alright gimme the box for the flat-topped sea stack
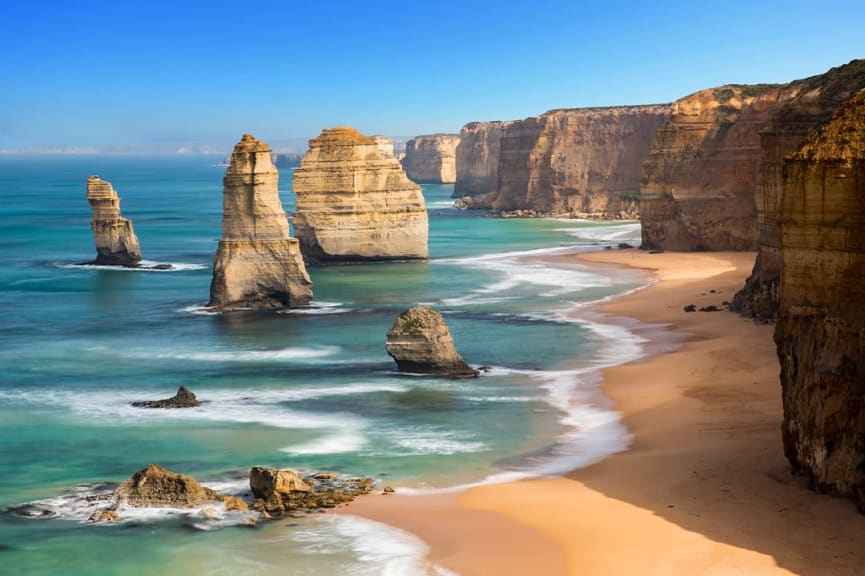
[733,59,865,318]
[292,126,428,262]
[208,134,312,310]
[401,134,460,183]
[775,91,865,512]
[86,176,142,266]
[493,105,669,218]
[386,306,478,378]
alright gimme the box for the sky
[1,0,863,152]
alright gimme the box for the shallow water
[0,155,649,574]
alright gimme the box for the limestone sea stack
[733,59,865,318]
[86,176,142,266]
[401,134,461,183]
[386,305,478,378]
[292,126,428,262]
[208,134,312,310]
[775,91,865,512]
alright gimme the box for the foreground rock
[86,464,250,522]
[249,466,373,517]
[386,305,478,378]
[492,105,669,218]
[775,91,865,512]
[401,134,460,183]
[131,385,200,408]
[86,176,142,266]
[733,59,865,318]
[292,126,428,262]
[208,134,312,309]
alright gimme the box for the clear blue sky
[1,0,862,151]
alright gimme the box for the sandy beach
[348,250,865,575]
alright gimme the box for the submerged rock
[292,126,429,262]
[249,466,373,517]
[208,134,312,310]
[86,176,142,266]
[386,305,478,378]
[130,385,200,409]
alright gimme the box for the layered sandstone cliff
[640,84,785,250]
[775,91,865,511]
[452,121,511,204]
[208,134,312,309]
[733,59,865,317]
[86,176,142,266]
[401,134,460,183]
[493,106,669,217]
[292,126,428,262]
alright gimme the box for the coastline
[347,250,865,575]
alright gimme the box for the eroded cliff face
[401,134,460,183]
[292,126,428,262]
[733,59,865,318]
[775,91,865,511]
[640,85,785,251]
[86,176,142,266]
[208,134,312,309]
[493,105,669,217]
[452,121,511,204]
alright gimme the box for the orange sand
[348,251,865,575]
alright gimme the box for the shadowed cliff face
[492,106,669,217]
[402,134,460,183]
[732,59,865,318]
[453,121,511,202]
[640,84,783,251]
[775,91,865,511]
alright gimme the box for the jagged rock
[115,464,248,512]
[88,510,119,523]
[86,176,142,266]
[208,134,312,309]
[249,466,373,517]
[775,91,865,512]
[386,305,478,378]
[292,126,429,262]
[733,59,865,319]
[401,134,461,183]
[492,106,669,218]
[130,385,200,409]
[453,121,512,203]
[684,304,697,312]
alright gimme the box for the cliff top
[793,90,865,161]
[309,126,376,147]
[541,103,671,116]
[233,133,271,153]
[86,175,116,198]
[408,133,461,140]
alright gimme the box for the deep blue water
[0,155,648,575]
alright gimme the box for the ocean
[0,155,649,575]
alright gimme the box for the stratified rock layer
[402,134,460,183]
[86,176,142,266]
[292,126,428,262]
[733,60,865,318]
[640,84,783,251]
[775,91,865,511]
[453,121,511,204]
[493,106,669,217]
[208,134,312,309]
[386,305,478,378]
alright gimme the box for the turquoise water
[0,155,648,575]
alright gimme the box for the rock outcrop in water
[131,385,200,409]
[208,134,312,310]
[86,176,142,266]
[640,84,784,251]
[386,305,478,378]
[401,134,460,183]
[493,106,669,217]
[774,91,865,512]
[732,59,865,318]
[453,121,512,206]
[249,466,373,517]
[292,126,428,262]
